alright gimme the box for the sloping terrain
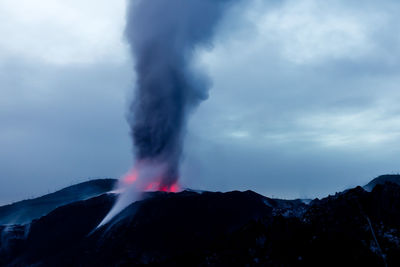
[0,176,399,266]
[0,179,117,225]
[364,174,400,191]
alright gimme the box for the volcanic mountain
[1,175,399,266]
[0,179,117,225]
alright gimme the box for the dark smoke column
[126,0,234,188]
[99,0,237,227]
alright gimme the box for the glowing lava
[98,164,181,227]
[120,165,181,193]
[145,181,180,192]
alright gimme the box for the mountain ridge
[0,178,117,225]
[1,175,399,266]
[364,174,400,191]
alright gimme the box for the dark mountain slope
[1,176,399,266]
[364,174,400,191]
[0,178,117,225]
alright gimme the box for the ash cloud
[99,0,238,226]
[126,0,236,187]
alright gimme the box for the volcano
[1,175,400,266]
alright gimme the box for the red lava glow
[145,181,180,192]
[121,167,181,193]
[122,169,138,184]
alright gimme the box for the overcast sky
[1,0,400,204]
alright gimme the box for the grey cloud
[0,58,133,204]
[182,0,400,197]
[1,0,400,204]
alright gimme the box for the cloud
[255,0,375,64]
[183,0,400,197]
[0,0,128,64]
[0,58,133,204]
[193,0,400,146]
[1,0,400,203]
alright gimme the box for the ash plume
[127,0,235,187]
[99,0,237,226]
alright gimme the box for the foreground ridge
[0,176,399,266]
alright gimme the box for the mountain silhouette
[0,179,116,225]
[1,175,399,266]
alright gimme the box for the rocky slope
[364,174,400,191]
[0,176,399,266]
[0,179,116,225]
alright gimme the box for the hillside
[0,179,117,225]
[0,176,399,266]
[364,174,400,191]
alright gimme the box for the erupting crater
[120,163,181,193]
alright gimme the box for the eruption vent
[100,0,236,226]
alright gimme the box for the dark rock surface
[364,174,400,191]
[0,179,117,225]
[1,176,399,266]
